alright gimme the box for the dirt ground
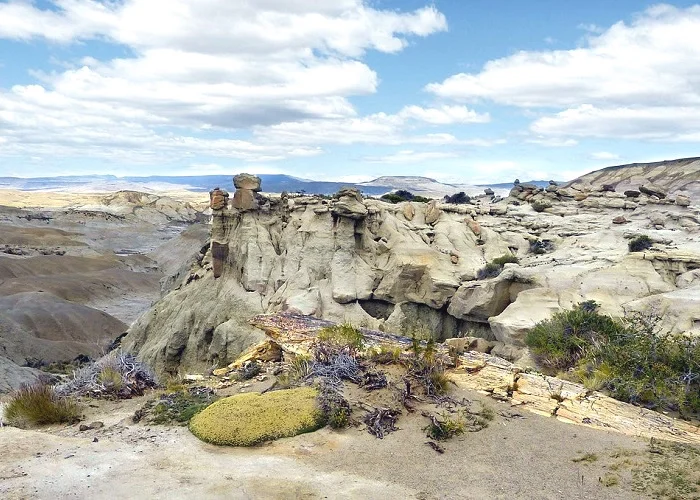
[0,384,666,500]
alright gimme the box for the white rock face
[124,179,700,374]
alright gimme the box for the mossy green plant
[189,387,324,446]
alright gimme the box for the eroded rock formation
[124,172,700,375]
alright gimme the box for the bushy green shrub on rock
[189,387,324,446]
[526,303,700,416]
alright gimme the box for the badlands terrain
[2,159,700,499]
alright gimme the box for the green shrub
[189,387,324,446]
[526,305,700,416]
[629,235,653,252]
[318,323,365,352]
[492,254,519,266]
[424,412,465,440]
[476,254,519,280]
[381,193,404,204]
[412,196,430,203]
[525,301,625,370]
[444,192,470,204]
[147,388,217,425]
[4,384,80,428]
[381,190,416,204]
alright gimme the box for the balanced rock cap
[233,173,262,192]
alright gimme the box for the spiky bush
[4,384,80,428]
[56,351,157,399]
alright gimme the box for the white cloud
[398,105,489,124]
[525,136,578,147]
[364,150,460,164]
[0,1,448,164]
[425,5,700,141]
[589,151,620,161]
[530,105,700,140]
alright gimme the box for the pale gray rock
[233,173,262,192]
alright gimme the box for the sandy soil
[0,189,208,210]
[0,385,655,500]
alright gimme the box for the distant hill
[566,157,700,198]
[360,176,509,198]
[476,180,555,189]
[0,174,391,196]
[0,173,515,197]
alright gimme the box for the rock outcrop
[124,173,700,375]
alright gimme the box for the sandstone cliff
[124,173,700,375]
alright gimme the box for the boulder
[624,190,641,198]
[484,188,494,196]
[424,200,442,225]
[233,173,262,192]
[402,202,416,221]
[639,184,667,199]
[209,188,229,210]
[332,188,368,220]
[601,184,615,192]
[466,219,481,236]
[676,194,691,207]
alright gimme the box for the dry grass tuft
[4,384,80,428]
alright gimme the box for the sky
[1,1,700,183]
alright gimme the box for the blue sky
[1,1,699,183]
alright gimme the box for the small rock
[93,437,99,443]
[484,188,494,196]
[451,255,459,265]
[184,374,204,382]
[601,184,615,192]
[79,424,90,432]
[89,421,104,430]
[639,184,667,199]
[676,194,691,207]
[624,190,641,198]
[612,216,629,225]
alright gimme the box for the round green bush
[189,387,323,446]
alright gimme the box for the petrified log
[450,351,700,445]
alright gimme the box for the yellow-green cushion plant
[189,387,323,446]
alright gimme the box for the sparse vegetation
[317,323,365,354]
[526,302,700,416]
[56,351,157,399]
[4,384,80,428]
[629,234,653,252]
[476,254,519,280]
[145,387,218,425]
[189,387,324,446]
[380,190,429,204]
[405,335,449,396]
[572,452,599,463]
[424,412,465,441]
[443,192,470,204]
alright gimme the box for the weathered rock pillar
[209,187,230,278]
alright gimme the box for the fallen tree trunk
[244,313,700,445]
